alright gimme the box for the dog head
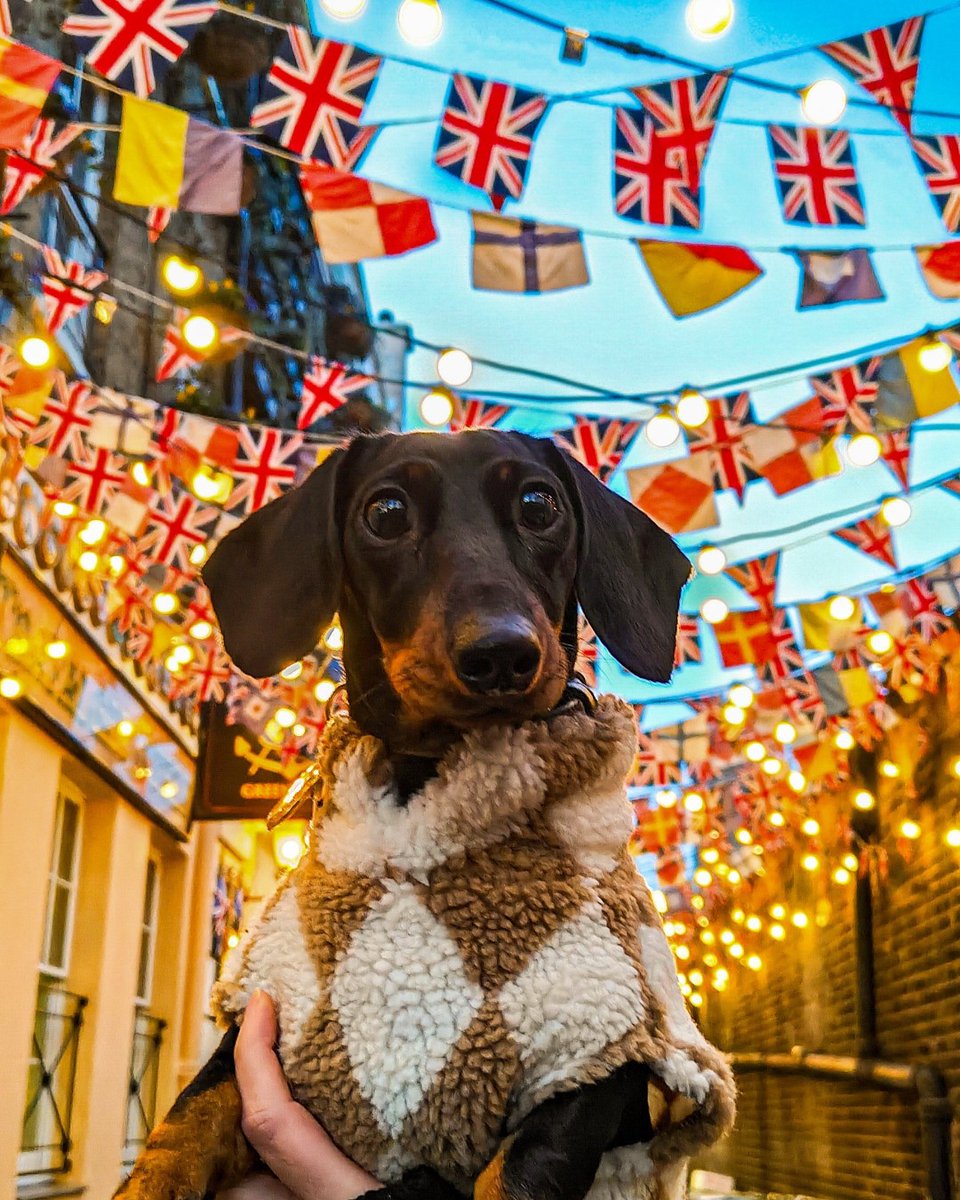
[204,431,689,751]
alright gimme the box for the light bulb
[828,594,855,621]
[728,683,753,708]
[899,819,921,840]
[834,728,855,751]
[182,314,219,352]
[676,389,710,428]
[701,848,719,865]
[656,788,678,808]
[697,545,727,575]
[153,591,178,616]
[131,460,151,487]
[314,678,336,703]
[280,661,304,681]
[879,759,900,779]
[53,501,77,518]
[729,942,744,958]
[397,0,442,45]
[761,756,782,776]
[801,78,847,124]
[769,810,786,827]
[699,597,728,624]
[275,833,305,868]
[420,387,455,427]
[867,629,893,655]
[833,866,851,884]
[683,790,705,812]
[770,903,787,920]
[791,911,809,929]
[108,554,126,576]
[694,867,712,887]
[77,550,99,572]
[745,915,762,933]
[787,770,806,793]
[735,826,752,845]
[880,495,911,527]
[847,432,881,467]
[79,518,107,545]
[774,721,796,745]
[723,703,745,725]
[853,789,876,811]
[189,543,208,567]
[644,409,682,448]
[45,639,68,660]
[0,677,23,699]
[918,337,952,373]
[945,828,960,848]
[191,467,223,502]
[117,720,135,737]
[172,642,194,665]
[19,334,54,368]
[952,756,960,778]
[321,0,367,17]
[802,817,820,837]
[436,347,473,387]
[745,740,766,763]
[161,255,203,296]
[746,954,763,971]
[324,625,344,651]
[769,922,786,941]
[685,0,734,39]
[189,619,213,641]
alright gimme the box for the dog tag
[267,760,324,830]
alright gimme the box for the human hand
[220,990,382,1200]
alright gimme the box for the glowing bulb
[729,683,754,708]
[720,929,735,945]
[700,597,728,624]
[280,661,303,681]
[191,466,233,504]
[696,545,726,575]
[77,550,99,572]
[828,595,855,621]
[847,432,881,467]
[834,728,855,751]
[420,387,455,427]
[683,790,705,813]
[676,389,710,428]
[729,942,744,959]
[53,501,77,518]
[787,770,806,794]
[275,833,305,869]
[791,911,809,929]
[769,922,786,941]
[644,409,682,448]
[879,759,900,779]
[842,854,859,872]
[714,967,729,984]
[79,518,107,546]
[918,337,952,374]
[689,968,704,986]
[652,890,668,913]
[880,495,911,527]
[165,653,183,673]
[774,721,796,745]
[735,828,752,845]
[761,757,782,777]
[161,255,203,295]
[397,0,442,45]
[675,944,690,960]
[900,819,921,840]
[689,991,704,1007]
[314,678,336,703]
[4,637,28,656]
[45,639,68,660]
[769,810,786,827]
[745,740,766,763]
[685,0,734,39]
[324,625,344,651]
[770,903,787,920]
[701,848,719,866]
[436,347,473,387]
[853,789,876,811]
[723,703,746,726]
[321,0,366,17]
[109,554,126,576]
[945,828,960,848]
[189,543,208,566]
[952,757,960,778]
[181,314,219,352]
[801,853,820,872]
[189,620,213,641]
[833,867,851,885]
[746,915,762,933]
[293,723,306,737]
[93,295,117,325]
[116,720,135,738]
[746,954,763,971]
[172,642,194,665]
[701,928,717,943]
[0,677,23,699]
[18,334,54,368]
[867,629,893,655]
[153,591,179,616]
[694,867,713,887]
[274,706,297,729]
[656,788,677,809]
[801,78,847,124]
[131,460,151,487]
[802,818,820,837]
[727,868,741,884]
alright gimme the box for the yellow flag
[901,339,960,417]
[114,95,187,209]
[798,598,863,651]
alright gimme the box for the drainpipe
[853,863,878,1059]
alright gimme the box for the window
[39,781,83,978]
[135,857,160,1007]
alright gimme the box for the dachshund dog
[118,430,702,1200]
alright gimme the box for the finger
[235,991,290,1112]
[217,1172,296,1200]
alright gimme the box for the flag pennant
[1,119,82,216]
[147,205,172,242]
[810,357,882,432]
[470,213,588,293]
[632,728,681,788]
[685,391,759,501]
[171,643,231,703]
[768,125,865,227]
[40,246,107,333]
[61,0,216,98]
[114,95,243,214]
[0,36,61,148]
[171,413,239,468]
[554,417,641,483]
[916,242,960,298]
[31,374,98,459]
[60,444,127,514]
[434,72,548,209]
[821,18,924,133]
[744,397,840,496]
[654,846,686,888]
[879,427,911,490]
[155,308,247,381]
[798,597,864,651]
[833,515,898,569]
[898,577,952,644]
[449,397,510,432]
[797,249,882,308]
[635,240,762,317]
[227,426,303,515]
[250,28,380,168]
[614,72,727,229]
[725,554,780,619]
[631,801,682,855]
[575,616,598,690]
[911,134,960,232]
[298,356,372,429]
[674,614,702,667]
[87,388,155,455]
[137,488,218,569]
[875,343,960,425]
[927,554,960,613]
[712,608,778,669]
[299,163,436,264]
[627,456,719,534]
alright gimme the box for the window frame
[134,854,161,1008]
[39,779,84,980]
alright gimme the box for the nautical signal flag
[874,341,960,424]
[915,242,960,298]
[0,37,60,149]
[114,96,243,214]
[471,213,588,293]
[299,164,437,263]
[635,240,763,317]
[797,249,883,308]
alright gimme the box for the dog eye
[364,493,410,539]
[519,488,560,531]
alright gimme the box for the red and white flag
[171,643,232,703]
[228,426,303,515]
[554,417,641,483]
[821,19,924,133]
[137,489,218,569]
[298,356,372,429]
[155,308,246,380]
[41,247,107,333]
[60,444,127,514]
[449,397,510,432]
[1,119,83,216]
[32,374,98,459]
[833,514,898,569]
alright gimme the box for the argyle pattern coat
[214,698,735,1200]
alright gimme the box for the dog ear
[552,447,691,683]
[202,448,346,679]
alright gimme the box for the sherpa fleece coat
[214,696,736,1200]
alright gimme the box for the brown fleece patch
[529,696,637,801]
[116,1080,254,1200]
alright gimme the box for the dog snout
[454,617,543,695]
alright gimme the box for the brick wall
[697,738,960,1200]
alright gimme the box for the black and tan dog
[119,430,731,1200]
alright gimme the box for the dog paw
[114,1161,206,1200]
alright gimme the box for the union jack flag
[41,247,107,334]
[137,490,218,569]
[833,514,898,569]
[449,397,510,432]
[613,72,727,228]
[228,426,303,515]
[298,357,372,430]
[898,578,952,643]
[767,125,865,227]
[0,344,19,396]
[631,728,681,788]
[575,616,598,689]
[879,428,911,490]
[911,135,960,232]
[155,309,247,381]
[60,445,127,514]
[810,358,882,432]
[686,391,759,501]
[250,28,380,168]
[1,120,82,216]
[147,205,172,242]
[726,553,780,619]
[32,374,98,459]
[62,0,217,98]
[172,643,232,704]
[554,417,641,483]
[435,73,548,209]
[778,670,829,732]
[674,614,702,667]
[754,614,805,686]
[821,18,925,133]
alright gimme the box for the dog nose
[454,619,542,695]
